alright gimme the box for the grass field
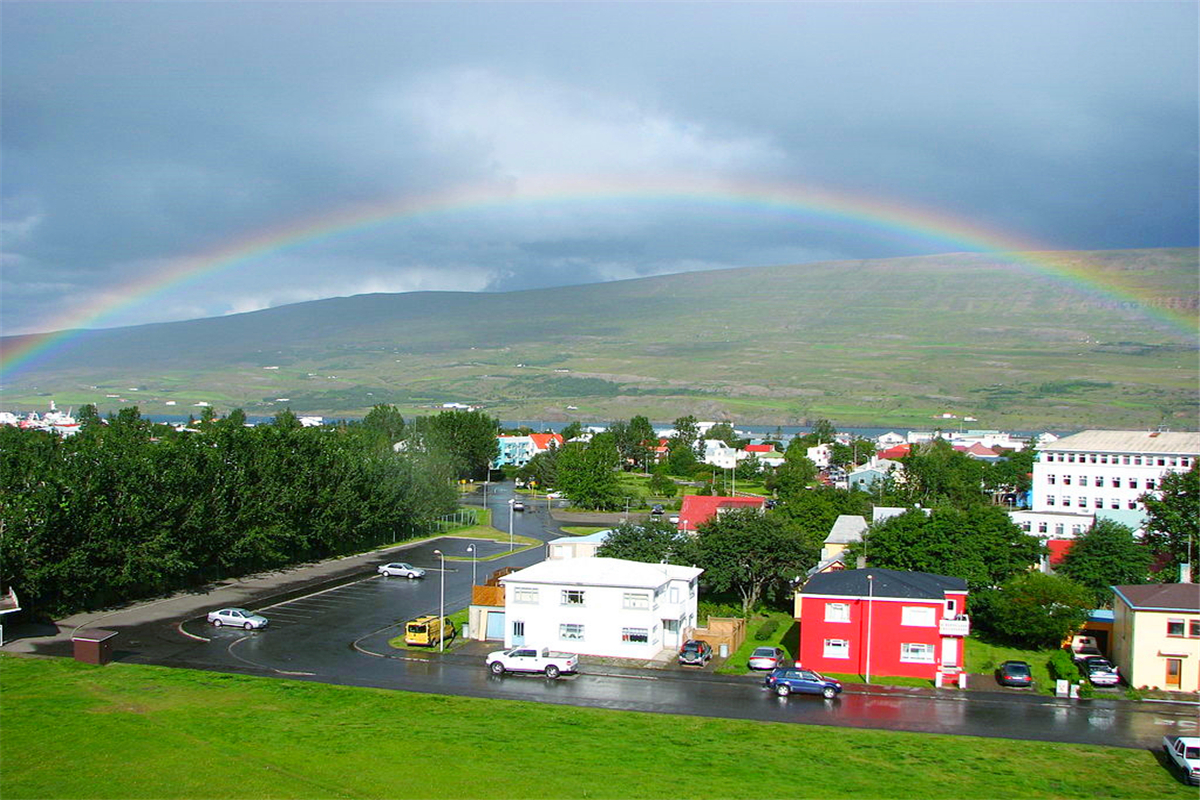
[2,655,1188,799]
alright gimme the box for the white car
[378,562,425,578]
[207,608,268,630]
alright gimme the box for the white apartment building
[499,558,703,658]
[1013,430,1199,536]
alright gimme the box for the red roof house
[677,495,766,532]
[529,433,565,453]
[877,444,911,461]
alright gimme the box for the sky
[2,1,1197,335]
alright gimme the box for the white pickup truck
[1163,736,1200,785]
[486,646,578,679]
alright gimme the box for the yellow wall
[1112,595,1200,692]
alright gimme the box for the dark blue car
[763,666,842,699]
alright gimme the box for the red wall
[798,592,967,679]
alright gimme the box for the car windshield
[1007,664,1031,675]
[752,648,776,657]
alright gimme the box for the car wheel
[776,684,790,697]
[212,619,222,627]
[244,622,253,631]
[490,661,505,675]
[545,665,561,679]
[822,686,836,699]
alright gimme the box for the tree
[648,467,677,498]
[706,422,739,447]
[666,415,700,477]
[1057,519,1151,602]
[597,520,698,564]
[627,415,657,472]
[985,446,1037,497]
[696,508,818,615]
[735,453,761,481]
[974,572,1095,648]
[846,505,1044,591]
[413,409,499,480]
[898,439,988,507]
[555,438,622,510]
[809,419,837,443]
[362,404,406,443]
[830,437,875,468]
[1141,463,1199,582]
[560,421,584,441]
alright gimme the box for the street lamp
[433,549,446,653]
[467,544,477,587]
[865,573,875,684]
[508,497,515,551]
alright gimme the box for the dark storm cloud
[2,1,1196,334]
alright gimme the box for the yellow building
[1111,584,1200,692]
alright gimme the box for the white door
[941,637,958,668]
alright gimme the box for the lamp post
[467,544,477,587]
[433,549,445,652]
[508,497,515,551]
[865,573,874,684]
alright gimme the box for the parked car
[404,615,455,647]
[486,647,578,679]
[1069,634,1102,661]
[650,504,664,517]
[995,660,1033,688]
[511,499,526,512]
[748,646,787,671]
[1079,656,1120,686]
[763,666,842,699]
[1163,736,1200,785]
[207,607,268,630]
[668,514,680,524]
[378,562,425,578]
[678,639,713,667]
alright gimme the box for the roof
[825,515,868,544]
[744,444,774,453]
[1112,583,1200,612]
[877,444,911,460]
[529,433,565,451]
[677,494,766,531]
[1043,430,1200,456]
[802,568,967,599]
[500,557,702,590]
[548,530,612,545]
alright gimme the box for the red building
[796,569,969,683]
[676,494,766,532]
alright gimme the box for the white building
[807,443,832,468]
[499,558,703,657]
[702,439,740,469]
[546,530,611,560]
[1012,430,1199,537]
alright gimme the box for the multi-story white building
[1013,430,1199,537]
[498,558,703,658]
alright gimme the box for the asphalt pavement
[4,482,1196,750]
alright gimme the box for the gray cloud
[2,1,1196,334]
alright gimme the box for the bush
[754,620,780,641]
[697,600,743,624]
[1048,650,1081,682]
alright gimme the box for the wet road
[20,483,1199,749]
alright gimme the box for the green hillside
[3,248,1197,429]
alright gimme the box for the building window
[1077,497,1087,508]
[1167,619,1185,637]
[513,587,539,604]
[1071,524,1085,534]
[1128,501,1137,509]
[1129,478,1138,489]
[559,623,585,641]
[561,590,585,606]
[512,621,525,638]
[900,643,936,663]
[945,598,957,614]
[1021,521,1031,532]
[669,586,681,604]
[1157,458,1166,466]
[1038,522,1048,533]
[1122,455,1130,465]
[621,627,649,643]
[1146,479,1156,490]
[1063,476,1072,485]
[1183,458,1191,468]
[1089,454,1097,463]
[1094,497,1103,508]
[1100,455,1109,464]
[1048,474,1056,485]
[825,602,851,622]
[1094,476,1103,487]
[823,639,850,659]
[1079,475,1087,486]
[1190,620,1200,638]
[1134,456,1142,465]
[1062,495,1071,506]
[1046,496,1056,506]
[622,592,650,610]
[1068,454,1076,463]
[1110,499,1120,509]
[1054,524,1064,535]
[901,606,936,627]
[1112,477,1121,488]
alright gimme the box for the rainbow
[2,174,1195,380]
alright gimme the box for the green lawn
[965,636,1061,694]
[2,656,1188,799]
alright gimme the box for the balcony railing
[939,614,971,636]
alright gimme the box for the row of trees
[0,404,482,617]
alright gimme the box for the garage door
[486,610,506,640]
